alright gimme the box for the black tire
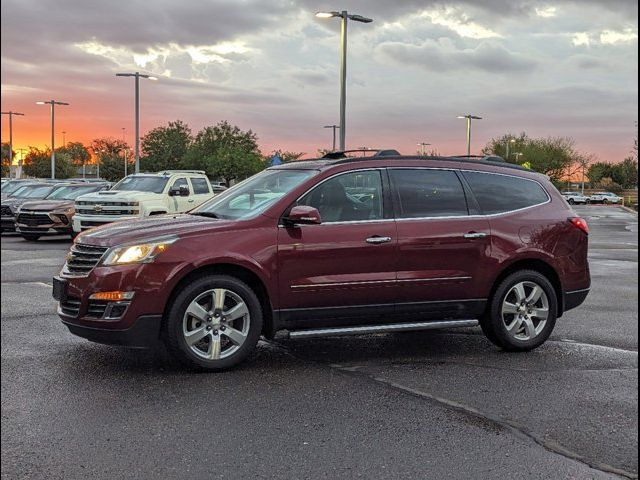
[586,199,591,205]
[163,275,263,371]
[480,270,557,352]
[603,199,609,205]
[568,198,575,205]
[21,234,40,242]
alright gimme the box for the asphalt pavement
[1,205,637,479]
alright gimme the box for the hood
[19,199,74,211]
[76,190,162,202]
[76,214,235,247]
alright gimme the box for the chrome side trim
[290,276,472,289]
[398,276,472,283]
[287,319,479,339]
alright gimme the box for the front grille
[60,296,81,317]
[86,300,108,318]
[17,211,51,226]
[1,205,13,216]
[76,208,138,216]
[76,201,136,206]
[63,243,109,276]
[75,200,139,217]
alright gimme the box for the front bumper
[17,223,72,236]
[73,214,140,232]
[62,315,162,348]
[1,215,16,231]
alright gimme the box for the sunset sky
[1,0,638,162]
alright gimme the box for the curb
[620,205,638,215]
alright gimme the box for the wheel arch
[162,263,275,339]
[488,258,564,317]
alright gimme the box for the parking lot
[1,205,637,479]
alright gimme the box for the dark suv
[53,153,590,370]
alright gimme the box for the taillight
[568,217,589,235]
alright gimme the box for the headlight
[102,237,178,266]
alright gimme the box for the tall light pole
[457,114,482,156]
[323,124,340,151]
[417,142,431,156]
[116,72,157,174]
[505,137,516,160]
[1,111,25,178]
[62,130,67,147]
[36,100,69,179]
[122,128,128,177]
[316,11,373,151]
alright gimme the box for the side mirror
[179,185,190,197]
[284,205,322,226]
[168,187,180,196]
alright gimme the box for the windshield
[15,185,58,199]
[45,185,103,200]
[111,176,168,194]
[192,169,317,220]
[2,182,35,194]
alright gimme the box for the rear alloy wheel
[481,270,557,351]
[164,275,262,371]
[568,198,575,205]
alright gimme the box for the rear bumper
[61,314,162,348]
[564,288,590,312]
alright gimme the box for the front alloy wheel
[164,275,263,371]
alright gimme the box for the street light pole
[36,100,69,179]
[316,11,372,151]
[505,138,516,160]
[457,114,482,156]
[62,131,67,147]
[323,124,340,151]
[116,72,157,174]
[417,142,431,156]
[1,111,25,177]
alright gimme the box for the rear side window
[390,169,468,218]
[463,171,549,215]
[191,178,210,194]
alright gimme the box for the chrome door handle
[188,199,195,203]
[366,236,392,244]
[463,232,488,239]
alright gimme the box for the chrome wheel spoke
[512,283,527,303]
[502,302,519,315]
[523,318,536,339]
[186,302,208,322]
[213,289,227,311]
[184,325,208,346]
[530,307,549,320]
[507,316,523,332]
[225,302,249,322]
[208,333,221,360]
[222,326,247,346]
[526,285,543,305]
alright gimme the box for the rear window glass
[462,171,549,215]
[390,169,468,218]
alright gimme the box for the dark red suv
[53,153,590,370]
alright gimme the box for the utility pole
[1,111,25,177]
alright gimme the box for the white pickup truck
[73,170,215,232]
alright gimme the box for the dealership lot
[1,206,637,479]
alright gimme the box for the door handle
[188,199,195,203]
[366,236,392,244]
[463,232,488,239]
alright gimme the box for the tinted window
[390,169,468,218]
[463,171,549,214]
[45,185,103,200]
[298,170,384,223]
[112,176,168,194]
[171,178,188,190]
[191,178,210,195]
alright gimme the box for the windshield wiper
[190,211,220,219]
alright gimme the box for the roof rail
[155,170,206,175]
[321,149,401,159]
[449,155,506,163]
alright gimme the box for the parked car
[1,183,68,232]
[561,191,589,205]
[16,183,111,241]
[589,192,622,204]
[1,179,42,200]
[54,152,590,371]
[72,170,215,232]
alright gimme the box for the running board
[284,319,479,339]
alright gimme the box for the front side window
[191,178,211,194]
[171,178,189,195]
[111,176,169,194]
[192,169,317,220]
[297,170,384,223]
[390,169,468,218]
[462,171,549,215]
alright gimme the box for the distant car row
[561,191,623,205]
[1,171,223,241]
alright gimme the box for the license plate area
[52,276,68,302]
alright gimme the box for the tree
[57,142,90,169]
[1,143,12,177]
[140,120,192,172]
[611,157,638,189]
[483,133,576,182]
[184,121,264,184]
[587,162,613,185]
[22,147,75,179]
[91,138,132,182]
